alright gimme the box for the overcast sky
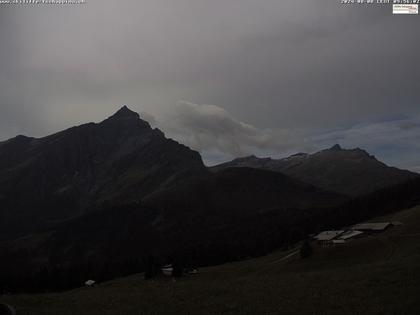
[1,0,420,170]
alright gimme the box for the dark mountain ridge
[1,107,420,293]
[3,172,420,293]
[211,144,418,196]
[0,106,206,238]
[145,167,345,215]
[0,163,347,282]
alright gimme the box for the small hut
[313,230,345,247]
[161,264,173,277]
[352,222,391,232]
[84,280,96,287]
[339,230,364,240]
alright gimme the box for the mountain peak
[330,144,342,151]
[108,106,140,120]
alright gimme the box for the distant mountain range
[1,106,419,291]
[211,144,418,196]
[0,106,417,238]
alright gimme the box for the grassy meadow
[2,205,420,315]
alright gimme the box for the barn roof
[85,280,96,286]
[339,230,364,240]
[314,230,344,241]
[352,222,391,231]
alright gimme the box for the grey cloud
[140,111,157,127]
[156,102,420,171]
[157,102,308,165]
[0,0,419,169]
[313,118,420,149]
[311,117,420,171]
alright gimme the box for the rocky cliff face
[0,106,206,238]
[211,144,418,196]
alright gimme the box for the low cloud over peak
[150,102,420,171]
[155,102,312,165]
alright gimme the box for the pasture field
[2,205,420,315]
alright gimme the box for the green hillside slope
[2,206,420,315]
